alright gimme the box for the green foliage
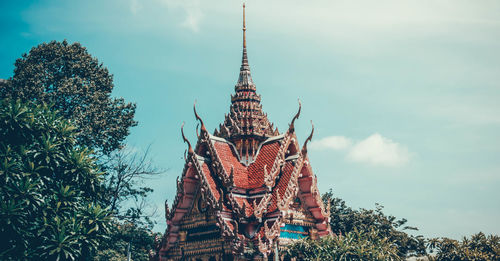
[0,40,137,155]
[283,228,401,261]
[1,40,161,226]
[93,249,127,261]
[427,232,500,261]
[95,221,161,261]
[0,99,111,260]
[322,189,426,257]
[3,37,159,220]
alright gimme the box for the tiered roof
[214,4,278,166]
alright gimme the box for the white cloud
[310,136,352,150]
[310,133,410,167]
[347,133,410,167]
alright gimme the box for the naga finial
[181,122,194,155]
[288,99,302,133]
[302,120,314,156]
[193,101,207,133]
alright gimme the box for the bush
[428,232,500,261]
[323,190,426,257]
[283,228,402,261]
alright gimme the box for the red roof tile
[213,140,280,189]
[201,161,221,201]
[268,161,295,212]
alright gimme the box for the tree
[94,221,162,261]
[0,99,111,260]
[1,40,162,224]
[0,40,136,155]
[322,189,427,258]
[427,232,500,261]
[101,146,162,225]
[283,228,402,261]
[1,41,162,260]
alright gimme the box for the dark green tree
[427,232,500,261]
[322,189,427,258]
[1,41,161,260]
[283,228,402,261]
[0,99,111,260]
[0,40,137,155]
[1,40,161,224]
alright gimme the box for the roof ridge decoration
[263,134,290,190]
[301,121,314,157]
[193,101,207,134]
[278,152,304,212]
[288,100,302,133]
[193,108,248,216]
[253,192,272,222]
[262,103,301,190]
[181,122,194,155]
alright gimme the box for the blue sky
[1,0,499,239]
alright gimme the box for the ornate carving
[264,218,282,241]
[231,236,245,255]
[257,234,271,258]
[215,218,236,238]
[253,193,272,221]
[227,192,245,218]
[278,149,305,213]
[200,132,233,189]
[264,133,292,189]
[194,131,248,218]
[165,200,170,220]
[310,173,329,219]
[284,205,316,227]
[168,175,184,221]
[176,176,182,194]
[189,153,220,210]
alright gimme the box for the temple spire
[236,2,254,96]
[240,3,250,74]
[243,3,246,48]
[216,2,278,150]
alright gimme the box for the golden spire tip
[243,3,246,48]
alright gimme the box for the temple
[153,4,332,261]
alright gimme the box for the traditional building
[154,4,332,261]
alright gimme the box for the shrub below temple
[283,228,402,261]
